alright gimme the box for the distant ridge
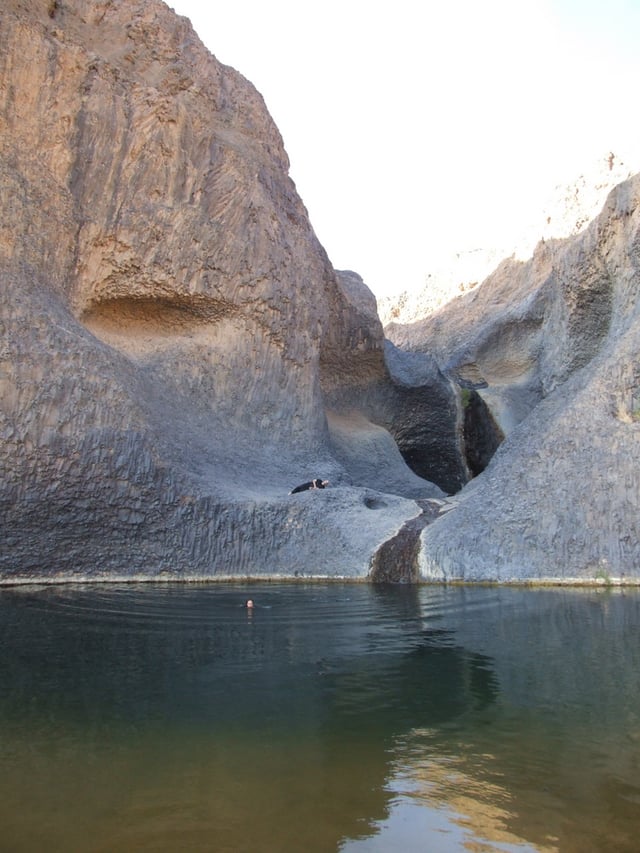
[378,152,639,326]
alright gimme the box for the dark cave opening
[399,443,468,495]
[398,389,503,494]
[388,384,504,496]
[462,389,504,478]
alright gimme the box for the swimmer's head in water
[246,599,254,608]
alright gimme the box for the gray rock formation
[379,152,640,328]
[0,0,450,582]
[4,1,638,586]
[323,271,467,496]
[386,177,640,581]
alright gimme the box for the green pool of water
[1,583,639,852]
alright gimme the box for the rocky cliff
[2,0,639,585]
[387,176,640,581]
[0,0,457,582]
[378,152,639,327]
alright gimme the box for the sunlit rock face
[389,176,640,581]
[379,152,639,328]
[0,0,453,581]
[5,1,638,585]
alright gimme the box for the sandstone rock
[0,0,446,581]
[5,0,636,586]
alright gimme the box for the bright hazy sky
[169,0,640,298]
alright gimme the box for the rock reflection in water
[0,584,639,852]
[0,583,494,852]
[341,587,640,853]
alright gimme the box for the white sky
[168,0,640,298]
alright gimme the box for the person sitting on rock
[289,478,329,494]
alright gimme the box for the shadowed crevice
[369,500,441,583]
[462,389,504,477]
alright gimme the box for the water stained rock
[370,500,442,583]
[3,0,640,584]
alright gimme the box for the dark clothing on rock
[290,479,328,494]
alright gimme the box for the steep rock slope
[0,0,459,581]
[387,177,640,581]
[379,152,639,327]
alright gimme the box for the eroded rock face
[323,272,467,496]
[6,1,636,585]
[393,177,640,581]
[379,152,639,328]
[0,0,447,580]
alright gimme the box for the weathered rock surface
[4,1,638,585]
[379,152,639,327]
[323,271,467,496]
[386,176,640,581]
[0,0,452,582]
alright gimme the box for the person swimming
[246,599,254,609]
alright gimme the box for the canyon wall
[2,0,639,584]
[0,0,454,582]
[387,177,640,581]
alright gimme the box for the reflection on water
[0,583,639,852]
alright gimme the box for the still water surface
[1,583,639,852]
